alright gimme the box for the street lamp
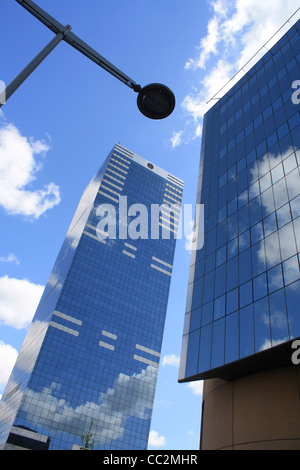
[1,0,175,119]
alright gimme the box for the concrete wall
[200,365,300,450]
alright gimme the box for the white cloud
[162,354,180,367]
[187,381,203,396]
[260,337,290,351]
[169,130,184,148]
[0,123,61,219]
[177,0,300,144]
[0,341,18,391]
[148,430,166,448]
[211,0,230,18]
[0,253,19,265]
[0,276,44,329]
[185,16,220,70]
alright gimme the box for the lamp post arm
[0,29,67,108]
[15,0,141,91]
[63,30,140,90]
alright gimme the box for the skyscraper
[0,143,184,450]
[179,19,300,449]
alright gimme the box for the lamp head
[136,83,175,119]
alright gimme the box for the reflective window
[225,312,239,363]
[264,212,277,236]
[253,272,268,300]
[283,255,300,285]
[240,305,254,358]
[226,288,238,314]
[278,222,296,260]
[267,264,283,293]
[240,280,253,307]
[265,232,281,269]
[182,21,300,381]
[211,319,225,368]
[285,280,300,338]
[254,297,271,353]
[290,195,300,219]
[276,203,291,228]
[214,295,225,320]
[191,278,204,309]
[239,249,252,283]
[216,245,226,266]
[198,325,212,373]
[251,221,264,244]
[201,301,213,326]
[186,330,200,378]
[269,290,289,344]
[190,307,201,331]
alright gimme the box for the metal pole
[0,26,70,108]
[15,0,140,91]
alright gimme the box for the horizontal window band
[49,321,79,337]
[103,173,124,185]
[85,222,97,231]
[108,163,128,174]
[160,209,180,221]
[152,256,173,269]
[160,215,179,227]
[112,154,132,166]
[83,231,106,244]
[159,222,178,234]
[124,242,137,251]
[114,147,134,158]
[150,263,172,276]
[102,330,117,341]
[85,223,108,239]
[98,190,119,203]
[106,168,126,179]
[102,178,123,191]
[99,341,115,351]
[166,182,183,194]
[167,175,184,188]
[53,310,82,326]
[122,250,136,259]
[135,343,160,358]
[110,157,130,169]
[164,188,182,201]
[133,354,159,368]
[100,184,121,196]
[163,193,182,204]
[162,200,181,213]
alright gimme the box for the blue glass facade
[179,20,300,382]
[0,143,183,450]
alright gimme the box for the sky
[0,0,299,451]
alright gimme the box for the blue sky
[0,0,299,450]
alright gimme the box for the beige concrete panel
[201,379,233,450]
[233,366,300,445]
[201,365,300,450]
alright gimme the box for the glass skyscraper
[179,18,300,383]
[0,143,183,450]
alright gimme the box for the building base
[200,365,300,450]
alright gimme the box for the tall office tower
[179,19,300,449]
[0,143,184,450]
